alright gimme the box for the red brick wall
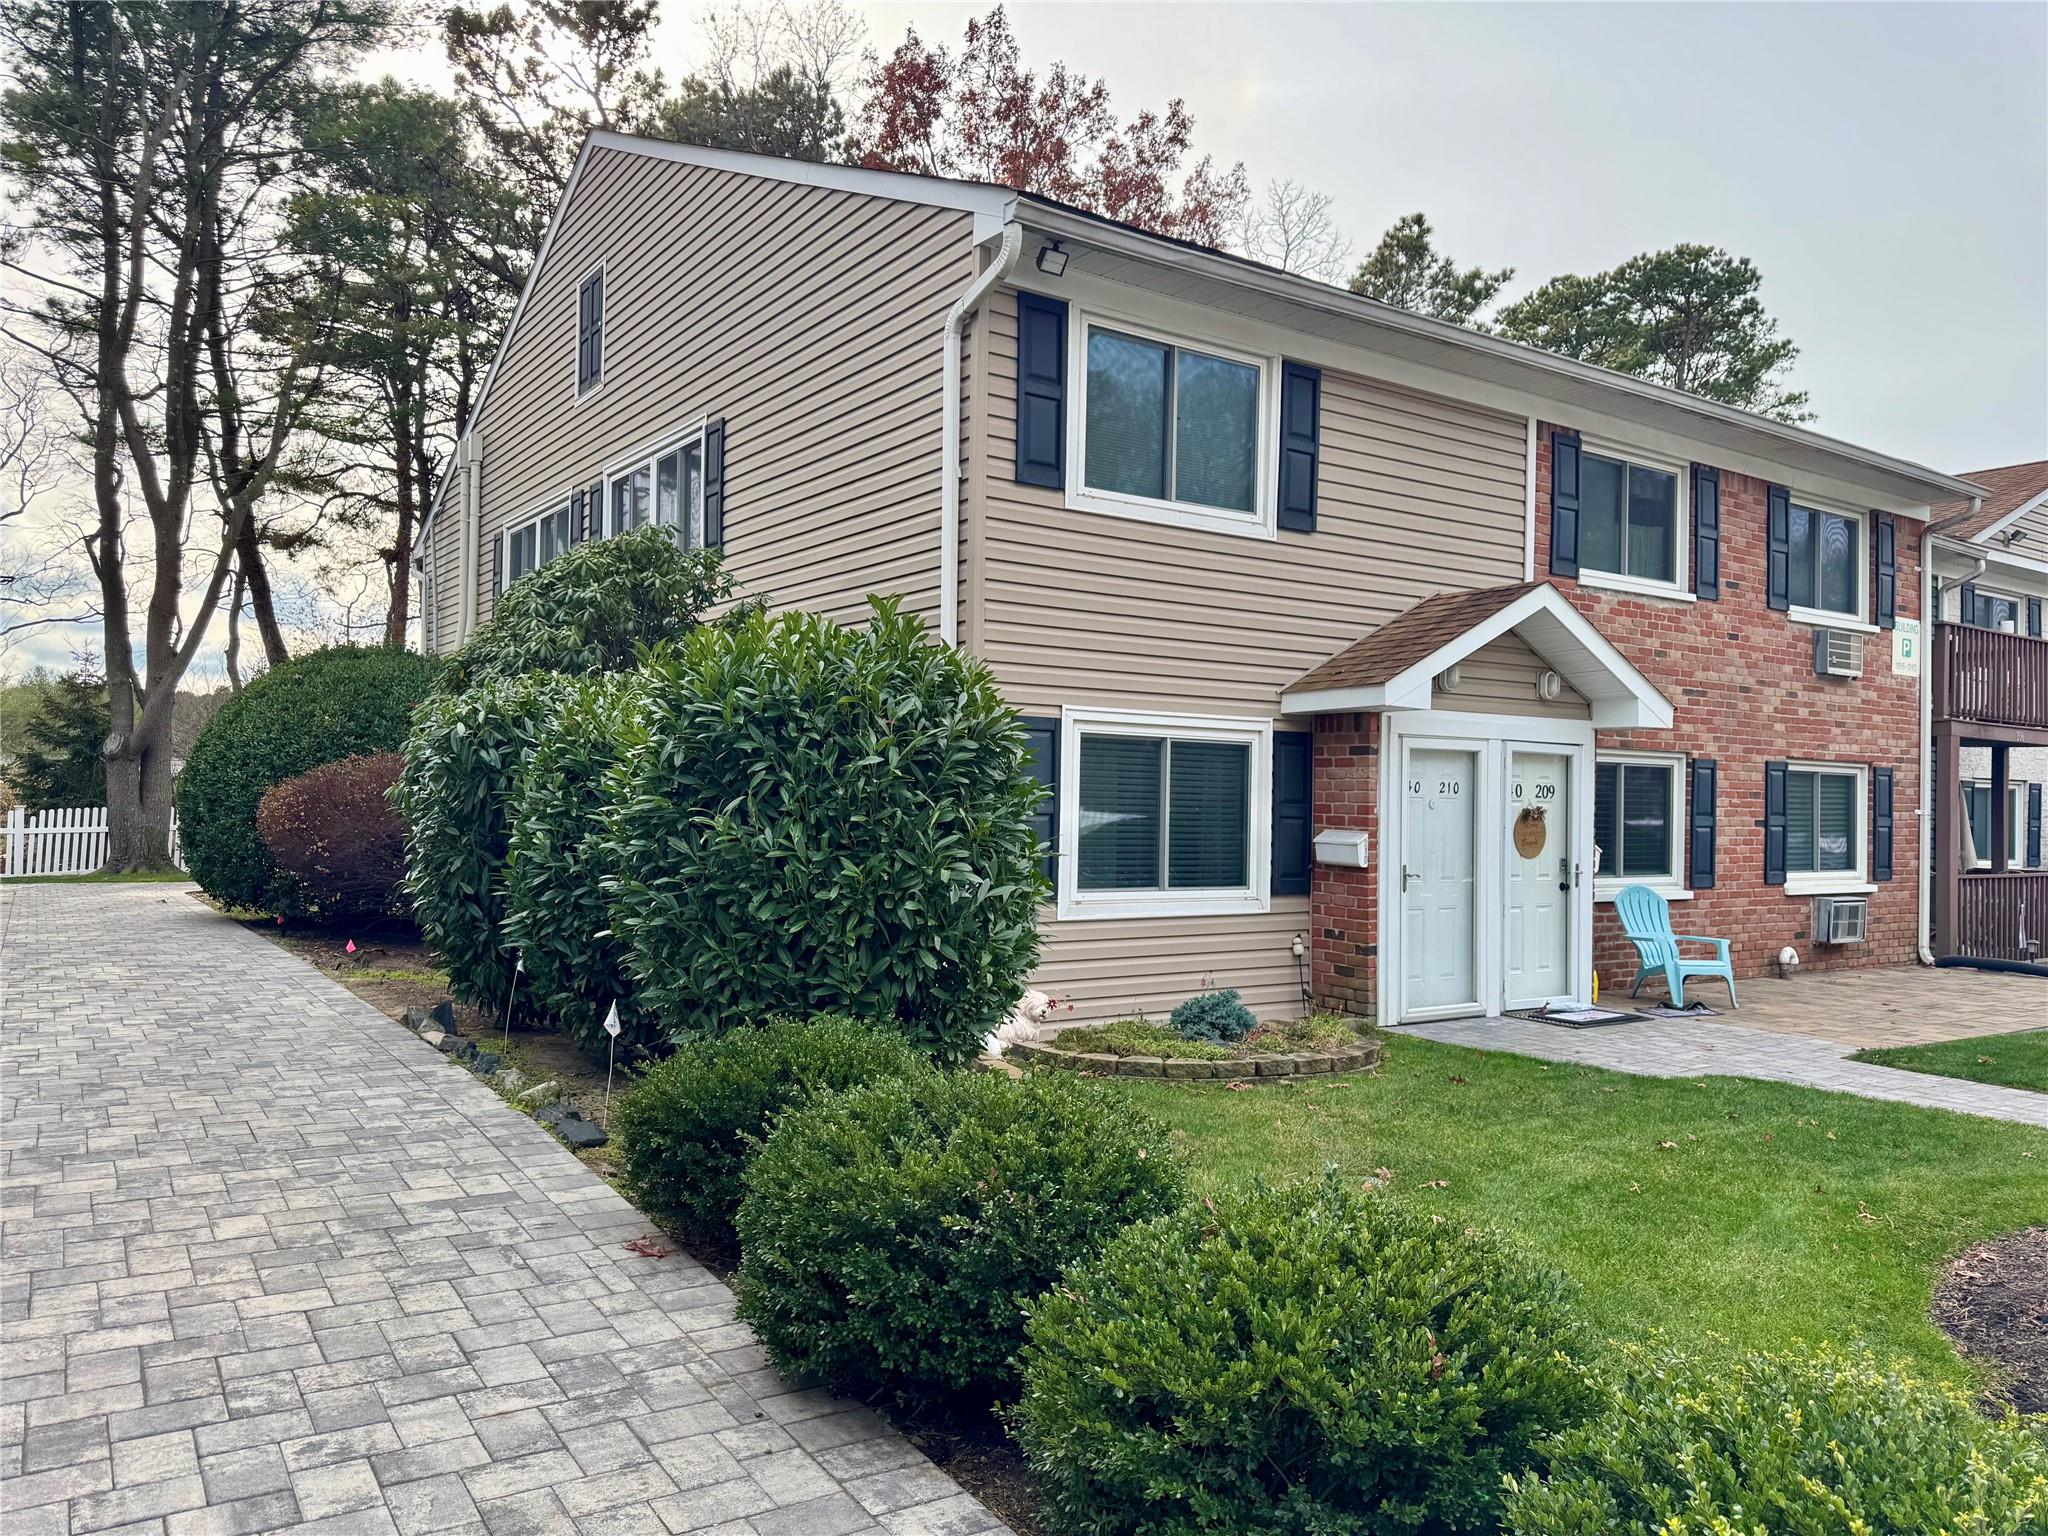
[1534,423,1923,982]
[1310,712,1379,1014]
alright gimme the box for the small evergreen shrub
[1170,987,1257,1044]
[615,1015,928,1246]
[255,753,408,919]
[1013,1177,1595,1536]
[734,1070,1185,1412]
[502,674,654,1059]
[179,645,439,915]
[393,673,569,1015]
[606,598,1046,1063]
[438,526,742,694]
[1503,1341,2048,1535]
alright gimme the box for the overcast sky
[6,1,2043,682]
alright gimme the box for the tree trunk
[385,428,414,649]
[235,514,290,666]
[225,561,246,690]
[102,683,178,873]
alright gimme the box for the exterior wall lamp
[1035,240,1069,277]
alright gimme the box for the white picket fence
[1,806,183,878]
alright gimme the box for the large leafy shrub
[616,1015,927,1247]
[438,526,741,694]
[607,598,1046,1064]
[180,645,439,915]
[734,1071,1185,1413]
[394,672,568,1015]
[502,674,653,1058]
[1504,1341,2048,1535]
[1012,1177,1595,1536]
[255,753,408,920]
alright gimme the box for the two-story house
[414,132,1987,1027]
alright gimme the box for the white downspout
[941,222,1024,647]
[1919,513,1984,965]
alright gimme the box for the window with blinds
[1077,733,1251,895]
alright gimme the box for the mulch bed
[1933,1226,2047,1412]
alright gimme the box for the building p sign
[1892,616,1921,677]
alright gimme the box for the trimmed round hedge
[606,598,1046,1064]
[437,525,742,695]
[255,753,408,920]
[179,645,439,916]
[1503,1341,2048,1535]
[394,672,569,1016]
[1012,1177,1595,1536]
[615,1015,928,1247]
[502,674,653,1059]
[734,1070,1185,1413]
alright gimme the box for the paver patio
[0,883,1009,1536]
[1642,963,2046,1049]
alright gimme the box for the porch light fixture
[1035,240,1069,277]
[1535,669,1564,702]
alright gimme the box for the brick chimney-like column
[1310,712,1380,1018]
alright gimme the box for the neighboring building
[416,133,1989,1026]
[1924,462,2048,963]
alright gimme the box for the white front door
[1401,745,1479,1017]
[1506,748,1576,1007]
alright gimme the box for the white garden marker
[504,953,523,1049]
[601,1001,621,1126]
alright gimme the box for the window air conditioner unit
[1814,628,1863,679]
[1814,896,1868,945]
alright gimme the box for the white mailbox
[1312,828,1371,868]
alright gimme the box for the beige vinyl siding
[465,147,975,638]
[1434,633,1589,718]
[2012,501,2048,553]
[971,288,1529,1023]
[425,506,462,653]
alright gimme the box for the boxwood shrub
[606,598,1045,1063]
[1504,1341,2048,1535]
[502,674,653,1059]
[734,1070,1185,1413]
[615,1014,928,1247]
[394,672,569,1016]
[437,526,741,694]
[1012,1176,1595,1536]
[179,645,439,916]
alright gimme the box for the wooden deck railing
[1948,870,2048,965]
[1934,623,2048,730]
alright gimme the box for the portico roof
[1280,581,1674,730]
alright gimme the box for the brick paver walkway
[0,883,1008,1536]
[1404,1012,2048,1127]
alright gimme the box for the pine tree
[10,671,109,810]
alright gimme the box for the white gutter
[1919,506,1984,966]
[940,222,1024,647]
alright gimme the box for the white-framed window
[503,498,575,589]
[1787,499,1868,628]
[605,424,708,549]
[575,262,605,399]
[1785,762,1868,893]
[1962,780,2028,868]
[1057,707,1272,921]
[1068,307,1277,539]
[1577,442,1689,599]
[1593,750,1687,899]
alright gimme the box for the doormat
[1510,1005,1649,1028]
[1642,1002,1722,1019]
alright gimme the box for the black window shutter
[588,270,603,386]
[1548,429,1581,578]
[1872,766,1894,882]
[1872,511,1896,630]
[1271,730,1312,895]
[1020,716,1061,886]
[568,490,586,546]
[1766,485,1792,610]
[1277,363,1320,533]
[2029,597,2043,638]
[702,419,726,549]
[1014,293,1068,488]
[2028,782,2043,868]
[1763,760,1788,885]
[587,479,604,540]
[1687,758,1717,890]
[1691,464,1720,600]
[1960,580,1977,626]
[491,531,504,597]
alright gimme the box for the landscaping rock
[419,1029,447,1051]
[498,1068,526,1094]
[474,1053,501,1077]
[1164,1058,1214,1080]
[1124,1056,1166,1077]
[453,1040,479,1064]
[401,1006,431,1033]
[518,1080,558,1104]
[431,999,459,1035]
[556,1116,609,1150]
[534,1100,574,1128]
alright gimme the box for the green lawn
[1121,1034,2048,1384]
[1,869,192,884]
[1852,1029,2048,1094]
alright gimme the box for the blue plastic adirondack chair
[1614,884,1738,1010]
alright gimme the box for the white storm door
[1401,745,1479,1017]
[1505,748,1576,1008]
